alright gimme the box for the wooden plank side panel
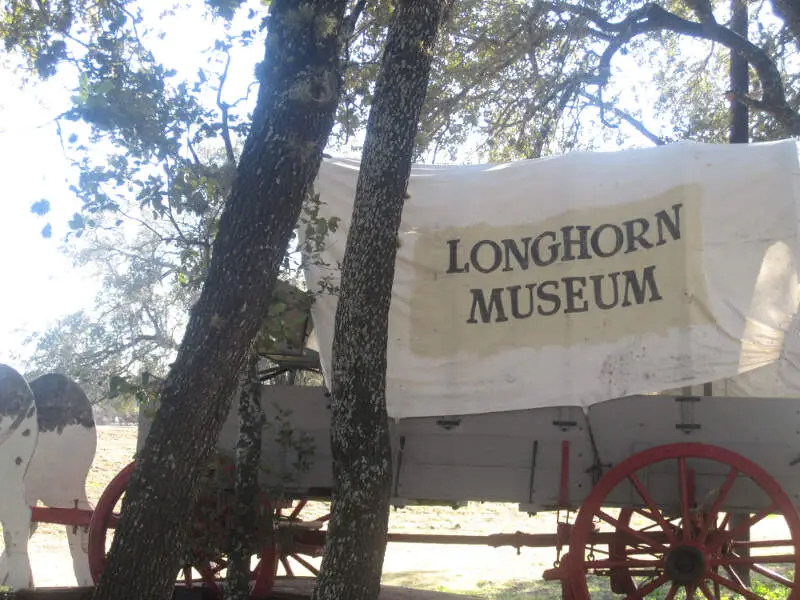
[588,395,800,510]
[395,407,595,509]
[139,386,599,508]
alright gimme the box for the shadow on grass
[380,572,794,600]
[381,571,564,599]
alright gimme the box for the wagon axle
[664,544,706,586]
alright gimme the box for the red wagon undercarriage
[32,441,800,600]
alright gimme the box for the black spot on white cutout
[29,374,95,434]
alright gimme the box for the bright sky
[0,1,261,365]
[0,69,92,363]
[0,2,701,367]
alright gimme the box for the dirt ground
[275,579,484,599]
[7,581,483,600]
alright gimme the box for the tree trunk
[729,0,751,585]
[91,2,348,599]
[730,0,749,144]
[228,351,265,600]
[310,2,453,600]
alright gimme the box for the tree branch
[580,91,667,145]
[186,133,202,166]
[228,81,259,109]
[343,0,369,39]
[531,0,632,31]
[216,50,236,166]
[115,206,168,242]
[683,0,717,24]
[591,3,800,134]
[162,159,193,246]
[769,0,800,48]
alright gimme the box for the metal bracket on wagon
[675,395,702,434]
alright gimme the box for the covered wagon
[6,139,800,600]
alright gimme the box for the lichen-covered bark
[310,2,454,600]
[228,352,265,600]
[91,2,348,599]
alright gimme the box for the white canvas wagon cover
[303,140,800,419]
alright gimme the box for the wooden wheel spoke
[633,508,678,528]
[699,582,715,600]
[686,584,696,600]
[664,582,679,600]
[280,556,294,578]
[627,573,670,600]
[711,504,776,552]
[288,499,308,521]
[596,509,668,553]
[713,553,797,566]
[317,513,331,523]
[748,561,795,587]
[708,568,764,600]
[732,505,775,537]
[723,562,747,590]
[628,474,678,543]
[290,553,320,576]
[678,457,692,541]
[698,468,739,544]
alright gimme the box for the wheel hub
[665,544,706,586]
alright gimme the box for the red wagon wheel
[87,461,277,599]
[567,443,800,600]
[274,498,330,579]
[608,507,638,595]
[87,461,135,585]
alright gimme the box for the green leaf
[95,79,114,95]
[41,224,52,239]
